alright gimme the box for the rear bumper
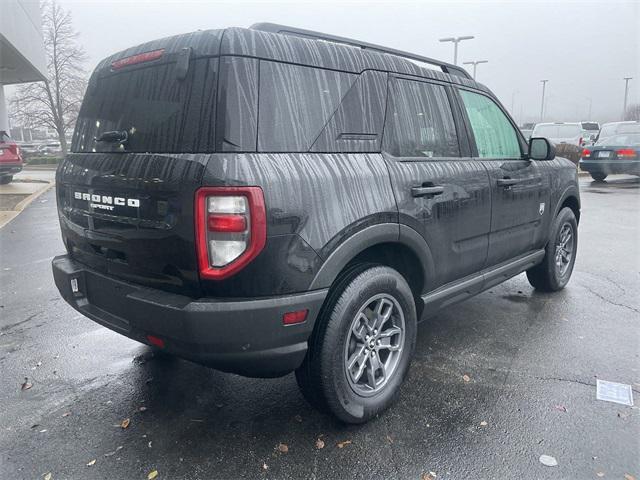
[579,159,640,175]
[52,255,328,377]
[0,163,22,175]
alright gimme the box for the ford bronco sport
[52,24,580,423]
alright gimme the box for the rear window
[599,123,640,139]
[596,133,640,146]
[581,122,599,131]
[72,58,218,153]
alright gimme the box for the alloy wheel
[344,294,405,397]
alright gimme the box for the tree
[625,103,640,121]
[10,0,86,155]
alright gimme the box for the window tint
[383,78,460,158]
[258,62,356,152]
[460,90,521,158]
[73,58,218,153]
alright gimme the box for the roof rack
[250,23,471,79]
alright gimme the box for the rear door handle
[497,178,521,187]
[411,186,444,197]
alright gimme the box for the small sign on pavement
[596,379,634,406]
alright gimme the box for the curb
[0,181,55,229]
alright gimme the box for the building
[0,0,47,133]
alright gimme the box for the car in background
[520,128,533,140]
[580,133,640,181]
[532,122,584,165]
[17,143,40,158]
[37,142,62,156]
[0,131,24,184]
[580,121,600,145]
[596,121,640,142]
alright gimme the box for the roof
[95,26,490,94]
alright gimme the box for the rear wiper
[95,130,128,143]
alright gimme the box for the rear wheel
[0,175,13,185]
[295,265,417,423]
[590,172,607,182]
[526,207,577,292]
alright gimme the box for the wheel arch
[555,185,581,224]
[309,223,435,318]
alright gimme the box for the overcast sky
[52,0,640,123]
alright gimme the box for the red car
[0,131,23,184]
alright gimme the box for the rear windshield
[72,58,218,153]
[596,133,640,146]
[599,123,640,139]
[533,124,581,138]
[581,122,599,131]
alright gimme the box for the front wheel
[295,265,417,424]
[590,172,607,182]
[526,207,578,292]
[0,175,13,185]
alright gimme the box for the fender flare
[554,184,581,221]
[308,223,435,292]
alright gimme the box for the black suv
[52,24,580,423]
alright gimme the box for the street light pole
[462,60,488,80]
[439,35,475,65]
[623,77,632,120]
[539,79,548,122]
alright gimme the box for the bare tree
[10,0,86,155]
[625,103,640,121]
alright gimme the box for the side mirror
[529,137,556,161]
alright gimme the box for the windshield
[533,124,581,138]
[581,122,599,131]
[72,58,218,153]
[596,133,640,146]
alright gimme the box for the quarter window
[459,90,521,158]
[382,78,460,158]
[257,62,356,152]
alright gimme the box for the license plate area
[598,151,611,158]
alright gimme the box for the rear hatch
[57,30,222,296]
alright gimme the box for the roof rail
[250,23,472,80]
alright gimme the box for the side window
[382,78,460,158]
[459,90,521,158]
[258,62,356,152]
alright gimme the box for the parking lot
[0,175,638,480]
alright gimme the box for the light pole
[462,60,488,80]
[510,90,518,114]
[439,35,475,65]
[539,79,549,122]
[623,77,632,120]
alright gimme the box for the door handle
[497,178,521,187]
[411,186,444,197]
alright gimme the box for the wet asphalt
[1,175,638,480]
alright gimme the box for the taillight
[582,149,591,158]
[111,49,164,70]
[616,148,637,158]
[195,187,266,280]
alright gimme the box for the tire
[590,172,607,182]
[526,207,578,292]
[0,175,13,185]
[295,264,417,424]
